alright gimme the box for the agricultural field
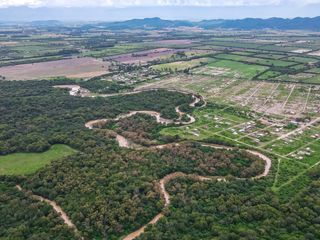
[0,57,109,80]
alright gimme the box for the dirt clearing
[0,57,109,80]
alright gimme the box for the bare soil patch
[110,48,178,64]
[308,50,320,56]
[155,39,195,45]
[291,49,311,54]
[0,57,109,80]
[0,41,18,46]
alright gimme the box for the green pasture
[0,144,77,175]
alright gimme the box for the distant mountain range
[95,17,320,31]
[1,15,320,31]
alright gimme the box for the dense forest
[0,79,319,240]
[0,80,191,155]
[138,165,320,240]
[107,113,167,146]
[22,144,264,239]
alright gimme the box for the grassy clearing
[274,158,308,188]
[257,70,282,80]
[284,56,318,63]
[208,41,262,49]
[207,59,268,79]
[275,168,311,202]
[215,53,296,67]
[254,53,286,59]
[307,68,320,74]
[0,144,77,175]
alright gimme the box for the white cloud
[0,0,42,7]
[0,0,319,8]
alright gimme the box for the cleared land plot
[160,105,252,143]
[153,39,195,46]
[0,57,109,80]
[152,58,212,71]
[192,65,238,78]
[135,74,242,103]
[0,145,77,175]
[275,73,319,84]
[308,50,320,57]
[110,48,178,64]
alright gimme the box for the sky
[0,0,320,8]
[0,0,319,21]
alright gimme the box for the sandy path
[242,82,264,106]
[122,144,272,240]
[85,119,108,129]
[116,135,132,148]
[258,83,280,113]
[16,185,80,234]
[59,86,271,240]
[282,84,296,109]
[53,85,92,97]
[303,87,311,112]
[189,95,201,107]
[116,111,174,125]
[84,92,203,131]
[263,116,320,147]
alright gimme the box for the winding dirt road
[122,145,271,240]
[81,88,272,240]
[16,185,81,237]
[84,94,201,130]
[48,87,272,239]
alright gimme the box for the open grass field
[214,53,297,67]
[206,59,268,79]
[0,144,77,175]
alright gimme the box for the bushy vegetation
[0,182,78,240]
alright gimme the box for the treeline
[79,78,134,94]
[83,36,116,50]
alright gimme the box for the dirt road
[55,87,272,240]
[16,185,80,235]
[122,144,272,240]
